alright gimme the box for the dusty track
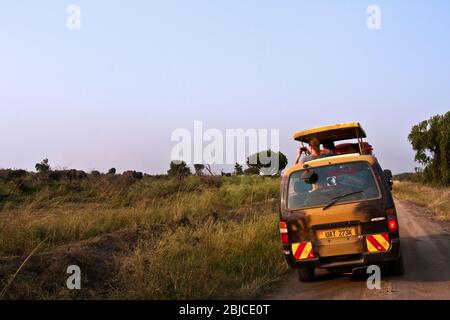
[266,199,450,300]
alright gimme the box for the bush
[167,161,191,178]
[90,170,101,177]
[66,169,88,180]
[0,169,27,182]
[123,171,143,180]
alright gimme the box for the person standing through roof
[294,137,321,165]
[321,139,337,157]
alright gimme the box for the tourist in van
[321,139,337,157]
[295,137,321,164]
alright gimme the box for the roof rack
[293,122,366,143]
[293,122,369,155]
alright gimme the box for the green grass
[0,173,288,299]
[393,181,450,221]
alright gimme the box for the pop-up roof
[293,122,367,143]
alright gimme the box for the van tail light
[386,208,395,215]
[279,221,289,245]
[388,219,398,232]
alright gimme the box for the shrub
[90,170,101,177]
[0,169,27,182]
[65,169,88,180]
[123,171,143,180]
[167,161,191,178]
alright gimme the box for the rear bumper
[284,238,400,270]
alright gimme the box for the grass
[118,214,286,299]
[0,172,288,299]
[393,180,450,221]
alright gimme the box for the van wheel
[297,268,315,282]
[389,253,405,275]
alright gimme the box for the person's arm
[294,148,302,164]
[294,148,305,165]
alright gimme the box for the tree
[234,163,244,175]
[246,150,288,175]
[167,160,191,178]
[107,168,116,175]
[408,111,450,185]
[35,158,50,173]
[193,164,205,175]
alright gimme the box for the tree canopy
[408,111,450,185]
[168,160,191,178]
[35,158,50,173]
[246,150,288,176]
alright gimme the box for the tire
[389,252,405,276]
[297,267,315,282]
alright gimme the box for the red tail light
[388,219,398,232]
[281,233,289,245]
[279,221,289,245]
[386,208,395,215]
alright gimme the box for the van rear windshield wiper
[322,190,363,211]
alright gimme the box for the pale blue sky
[1,1,449,174]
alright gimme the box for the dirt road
[266,199,450,300]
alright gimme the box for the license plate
[317,227,357,240]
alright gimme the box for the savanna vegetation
[392,181,450,221]
[1,111,447,299]
[0,166,288,299]
[393,111,450,220]
[397,111,450,186]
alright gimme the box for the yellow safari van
[279,123,404,281]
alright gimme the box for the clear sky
[1,0,449,174]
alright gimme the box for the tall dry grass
[0,174,288,299]
[393,181,450,221]
[118,213,286,299]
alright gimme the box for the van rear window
[287,162,380,210]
